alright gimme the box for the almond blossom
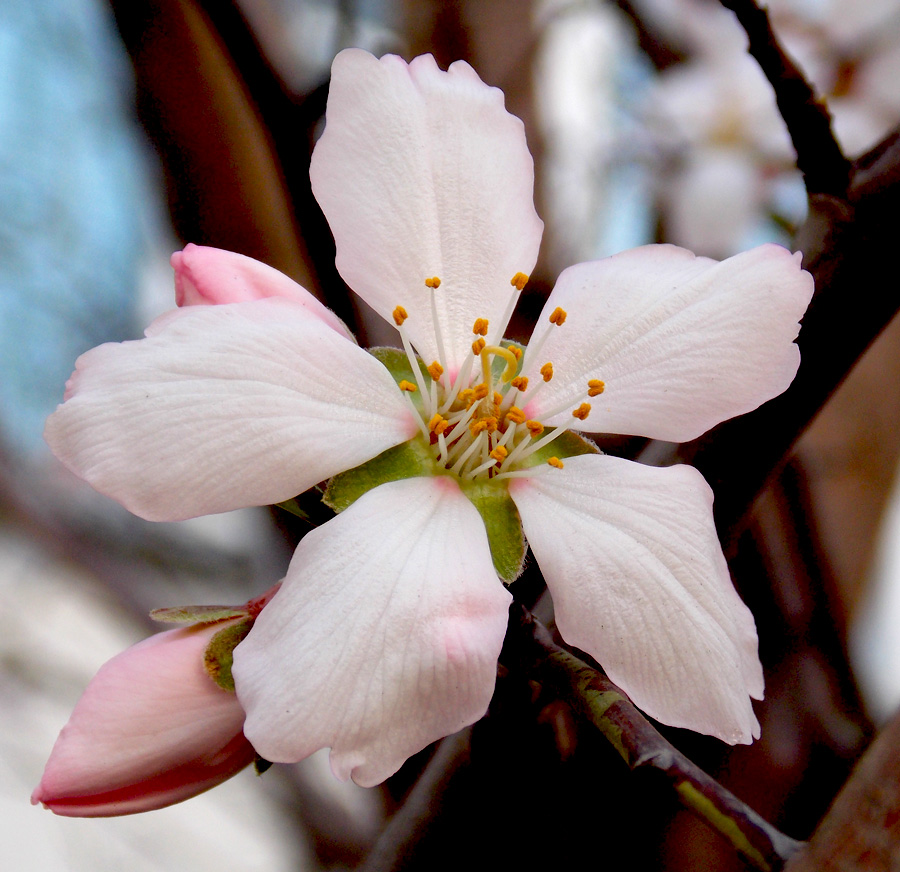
[44,48,813,788]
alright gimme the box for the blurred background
[2,0,900,868]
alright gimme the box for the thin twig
[503,605,805,872]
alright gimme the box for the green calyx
[203,618,254,692]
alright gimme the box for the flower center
[391,274,605,482]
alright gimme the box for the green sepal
[524,430,600,467]
[368,346,431,417]
[324,437,436,512]
[459,478,526,582]
[368,346,428,384]
[275,498,311,521]
[150,605,248,625]
[203,618,253,692]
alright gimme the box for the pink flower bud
[171,244,352,338]
[32,621,256,817]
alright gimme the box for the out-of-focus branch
[357,730,472,872]
[503,606,805,872]
[642,1,900,544]
[719,0,850,196]
[784,707,900,871]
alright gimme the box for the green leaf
[150,605,248,625]
[324,437,436,512]
[459,478,526,582]
[203,618,253,692]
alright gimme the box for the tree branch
[502,605,805,871]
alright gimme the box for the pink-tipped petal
[522,244,813,441]
[45,299,416,521]
[311,49,543,372]
[233,476,511,786]
[32,623,256,817]
[172,244,354,340]
[510,454,763,744]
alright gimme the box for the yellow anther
[392,306,408,326]
[398,380,417,392]
[506,406,526,424]
[493,391,503,407]
[549,307,567,326]
[472,337,486,356]
[509,345,522,360]
[428,361,444,381]
[490,445,509,462]
[428,414,449,435]
[588,379,606,397]
[511,272,529,290]
[472,318,489,336]
[425,276,441,289]
[470,419,489,436]
[458,388,475,405]
[481,345,519,382]
[572,403,592,420]
[540,362,554,382]
[484,416,499,433]
[472,383,490,401]
[548,457,564,469]
[510,376,529,392]
[526,420,544,436]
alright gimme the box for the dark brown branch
[641,4,900,544]
[503,606,805,872]
[719,0,850,196]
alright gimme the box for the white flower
[45,49,813,786]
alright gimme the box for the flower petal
[509,454,763,743]
[171,244,354,340]
[522,244,813,441]
[233,476,511,786]
[32,623,255,817]
[311,49,544,373]
[45,299,416,521]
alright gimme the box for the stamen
[458,388,475,405]
[428,414,449,435]
[548,307,567,326]
[395,316,432,413]
[472,337,486,356]
[428,361,444,381]
[506,406,526,425]
[398,380,417,392]
[392,306,408,326]
[490,445,508,462]
[472,318,489,336]
[425,277,448,384]
[511,272,529,290]
[526,420,544,436]
[511,376,528,391]
[472,383,489,401]
[400,391,429,440]
[588,379,605,397]
[540,362,554,382]
[450,430,487,476]
[572,403,591,421]
[547,457,564,469]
